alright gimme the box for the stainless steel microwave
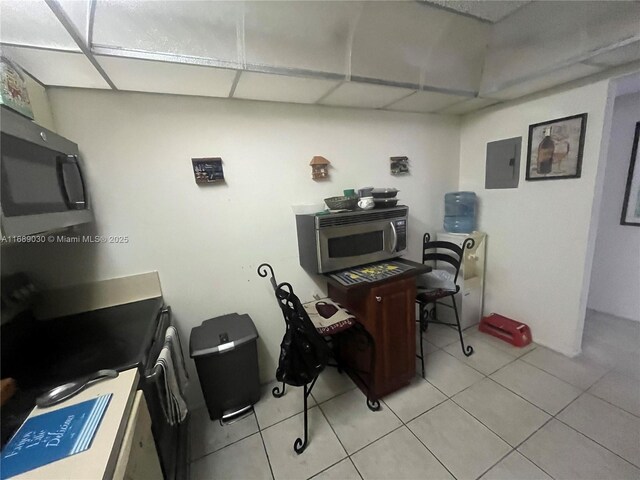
[1,107,93,236]
[296,206,408,273]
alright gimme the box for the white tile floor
[190,311,640,480]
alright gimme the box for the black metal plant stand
[257,262,380,454]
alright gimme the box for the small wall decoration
[192,157,224,184]
[620,121,640,226]
[526,113,587,181]
[310,156,330,180]
[390,156,409,175]
[0,57,33,119]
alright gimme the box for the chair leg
[272,381,286,398]
[419,326,425,378]
[415,302,426,378]
[451,295,473,357]
[294,376,317,454]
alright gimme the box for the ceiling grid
[0,0,638,114]
[44,0,117,89]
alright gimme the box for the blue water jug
[444,191,476,233]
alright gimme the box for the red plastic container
[479,313,532,348]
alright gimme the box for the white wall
[588,92,640,321]
[3,88,460,405]
[459,80,612,356]
[23,73,55,131]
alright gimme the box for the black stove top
[1,297,164,446]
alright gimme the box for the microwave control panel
[394,219,407,252]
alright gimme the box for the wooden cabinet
[328,275,417,399]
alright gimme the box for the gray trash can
[189,313,260,420]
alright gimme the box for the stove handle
[153,307,171,340]
[145,364,162,382]
[144,306,172,380]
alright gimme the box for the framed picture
[192,157,224,184]
[526,113,587,181]
[620,122,640,226]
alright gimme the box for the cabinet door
[370,278,416,392]
[113,391,163,480]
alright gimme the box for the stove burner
[1,297,164,448]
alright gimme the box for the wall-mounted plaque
[192,157,224,184]
[390,156,409,175]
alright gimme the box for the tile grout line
[420,332,536,478]
[447,395,555,479]
[189,412,260,463]
[426,333,538,379]
[509,381,638,479]
[315,400,350,456]
[200,332,633,479]
[431,357,529,480]
[418,336,582,479]
[346,423,406,457]
[306,457,351,480]
[586,390,640,419]
[551,392,640,470]
[517,351,612,392]
[477,350,598,418]
[253,410,277,480]
[346,456,365,480]
[389,401,459,480]
[372,392,459,479]
[502,416,557,479]
[190,431,269,473]
[490,359,635,477]
[253,380,355,436]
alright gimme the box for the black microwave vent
[317,207,407,228]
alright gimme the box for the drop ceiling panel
[481,1,640,95]
[0,0,79,51]
[585,41,640,68]
[423,1,530,23]
[97,56,236,97]
[1,46,109,89]
[486,63,603,101]
[350,2,489,93]
[438,97,500,115]
[387,91,467,113]
[244,1,362,75]
[57,0,89,43]
[320,82,413,109]
[233,71,339,104]
[93,0,239,67]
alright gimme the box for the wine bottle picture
[526,113,587,181]
[536,127,555,174]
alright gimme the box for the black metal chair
[416,233,474,378]
[257,263,380,455]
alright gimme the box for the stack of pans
[371,188,399,208]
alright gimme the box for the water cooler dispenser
[436,231,487,330]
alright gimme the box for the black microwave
[1,107,93,236]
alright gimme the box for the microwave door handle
[389,221,398,253]
[57,155,86,209]
[56,155,71,208]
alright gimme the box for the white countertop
[11,368,139,480]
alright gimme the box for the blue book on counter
[0,394,112,479]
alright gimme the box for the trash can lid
[189,313,259,357]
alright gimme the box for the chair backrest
[273,281,330,385]
[421,232,475,284]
